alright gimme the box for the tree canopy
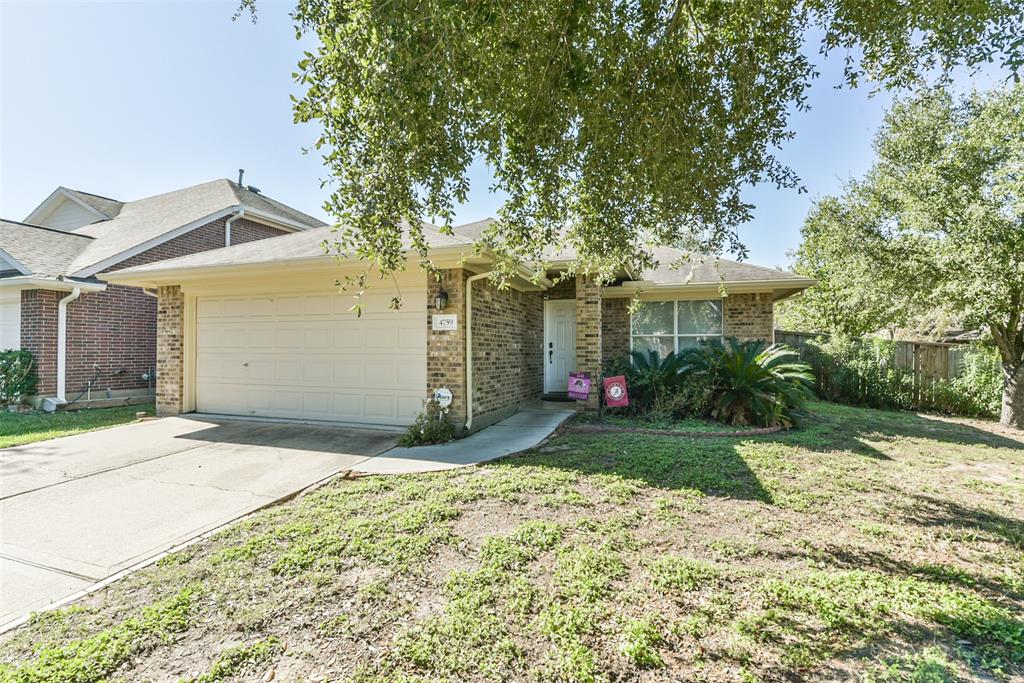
[245,0,1024,284]
[782,84,1024,426]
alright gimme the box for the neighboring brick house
[106,219,815,432]
[0,180,325,409]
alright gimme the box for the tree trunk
[1002,361,1024,430]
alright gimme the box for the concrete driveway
[0,416,397,627]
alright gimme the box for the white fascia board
[0,248,31,275]
[0,276,106,292]
[24,187,109,225]
[70,206,239,278]
[614,277,817,291]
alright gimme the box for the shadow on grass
[900,493,1024,551]
[504,430,775,502]
[501,401,1023,505]
[785,401,1024,460]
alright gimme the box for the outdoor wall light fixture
[434,289,449,311]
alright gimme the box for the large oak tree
[237,0,1024,285]
[785,85,1024,428]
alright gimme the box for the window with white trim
[630,299,724,356]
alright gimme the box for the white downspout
[464,271,492,432]
[56,287,82,403]
[224,207,244,247]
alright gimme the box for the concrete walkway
[353,403,576,474]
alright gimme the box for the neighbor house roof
[0,220,94,278]
[1,179,326,288]
[63,189,124,220]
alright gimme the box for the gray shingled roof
[639,246,806,284]
[0,220,93,278]
[64,189,124,220]
[108,222,468,275]
[64,179,325,275]
[233,183,327,231]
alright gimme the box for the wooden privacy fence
[775,330,968,381]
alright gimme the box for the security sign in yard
[603,375,629,407]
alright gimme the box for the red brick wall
[19,290,60,395]
[470,280,544,424]
[21,217,287,398]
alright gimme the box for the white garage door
[194,285,427,427]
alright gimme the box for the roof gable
[23,187,119,231]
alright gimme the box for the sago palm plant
[681,339,814,428]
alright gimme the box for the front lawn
[1,401,1022,681]
[0,404,154,448]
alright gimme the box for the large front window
[630,299,723,356]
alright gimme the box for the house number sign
[432,314,458,331]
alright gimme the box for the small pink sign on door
[567,372,591,400]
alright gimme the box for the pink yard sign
[567,372,591,400]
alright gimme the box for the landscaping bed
[0,401,1021,681]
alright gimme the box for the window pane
[631,301,674,336]
[678,300,723,335]
[632,336,675,358]
[677,335,718,350]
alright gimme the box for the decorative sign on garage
[432,314,458,331]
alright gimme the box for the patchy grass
[1,401,1022,681]
[0,404,153,448]
[577,411,754,433]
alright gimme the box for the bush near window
[682,339,815,428]
[0,349,36,406]
[802,337,1001,418]
[399,400,457,447]
[606,340,814,428]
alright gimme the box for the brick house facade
[420,273,777,429]
[19,217,286,399]
[111,222,809,428]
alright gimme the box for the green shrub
[604,350,714,419]
[802,337,1001,418]
[604,340,813,428]
[399,400,457,447]
[0,349,36,406]
[681,339,815,428]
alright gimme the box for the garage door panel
[195,285,427,427]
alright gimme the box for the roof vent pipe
[237,168,244,187]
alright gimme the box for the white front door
[544,299,576,393]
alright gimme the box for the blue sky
[0,1,1005,268]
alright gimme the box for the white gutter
[56,287,82,403]
[224,207,244,247]
[463,271,492,432]
[0,276,106,293]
